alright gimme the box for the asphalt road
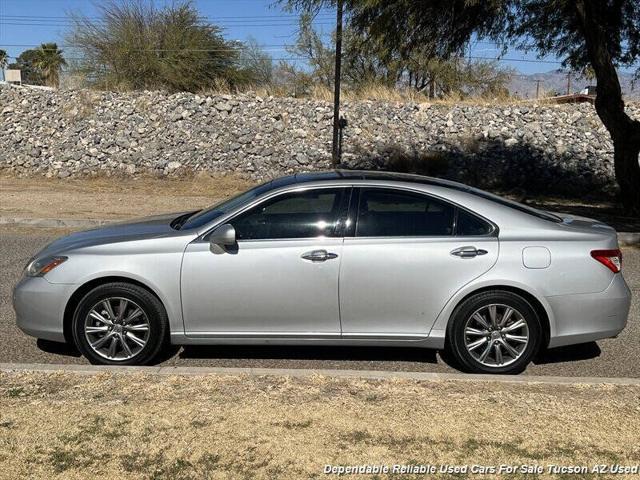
[1,226,638,377]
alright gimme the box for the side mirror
[209,223,236,247]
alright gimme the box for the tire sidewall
[72,283,167,366]
[448,291,542,374]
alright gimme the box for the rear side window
[456,209,494,236]
[356,188,455,237]
[230,188,345,240]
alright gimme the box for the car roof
[267,169,471,191]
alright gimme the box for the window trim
[200,185,354,243]
[349,186,497,239]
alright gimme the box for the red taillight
[591,249,622,273]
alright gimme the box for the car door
[339,187,498,337]
[181,186,350,337]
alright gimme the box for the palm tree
[34,43,66,88]
[0,49,8,82]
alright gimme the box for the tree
[33,43,67,88]
[344,0,640,212]
[0,49,7,82]
[68,0,242,92]
[8,48,46,85]
[237,37,275,85]
[286,14,336,87]
[283,11,512,99]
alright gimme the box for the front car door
[181,186,350,337]
[339,186,498,338]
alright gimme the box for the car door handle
[450,246,488,258]
[301,249,338,262]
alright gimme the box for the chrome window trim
[194,181,498,243]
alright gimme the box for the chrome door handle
[301,249,338,262]
[450,246,488,258]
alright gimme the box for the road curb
[1,363,639,386]
[1,216,638,245]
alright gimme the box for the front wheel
[72,282,168,365]
[447,291,542,374]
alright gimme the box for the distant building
[580,85,597,96]
[6,69,22,85]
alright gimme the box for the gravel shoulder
[0,370,639,479]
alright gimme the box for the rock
[166,161,182,171]
[214,102,232,112]
[0,83,632,198]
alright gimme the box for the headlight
[25,256,68,277]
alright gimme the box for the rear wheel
[447,291,542,374]
[72,282,168,366]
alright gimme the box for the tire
[72,282,168,366]
[447,290,542,374]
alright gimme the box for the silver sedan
[13,171,631,374]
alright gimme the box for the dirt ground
[0,174,255,221]
[0,371,638,479]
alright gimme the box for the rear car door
[339,187,498,337]
[181,186,350,336]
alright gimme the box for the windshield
[180,181,274,230]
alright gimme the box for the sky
[0,0,635,79]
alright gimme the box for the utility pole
[535,79,542,99]
[331,0,344,166]
[566,72,572,95]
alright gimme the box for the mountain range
[509,69,639,100]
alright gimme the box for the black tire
[72,282,168,366]
[446,290,542,374]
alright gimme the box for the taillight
[590,249,622,273]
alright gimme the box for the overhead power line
[0,21,335,27]
[2,43,298,51]
[1,13,334,19]
[1,44,565,65]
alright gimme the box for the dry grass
[200,83,521,105]
[0,371,638,479]
[0,173,256,220]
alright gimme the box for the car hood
[36,212,188,257]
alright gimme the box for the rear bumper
[12,276,73,343]
[546,274,631,348]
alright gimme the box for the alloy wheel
[463,303,529,368]
[84,297,151,361]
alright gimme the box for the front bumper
[546,273,632,348]
[12,276,74,343]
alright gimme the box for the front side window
[356,188,455,237]
[230,188,346,240]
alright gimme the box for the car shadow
[36,339,82,357]
[35,339,602,369]
[179,344,439,364]
[533,342,601,365]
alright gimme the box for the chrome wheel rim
[84,297,150,361]
[464,303,529,368]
